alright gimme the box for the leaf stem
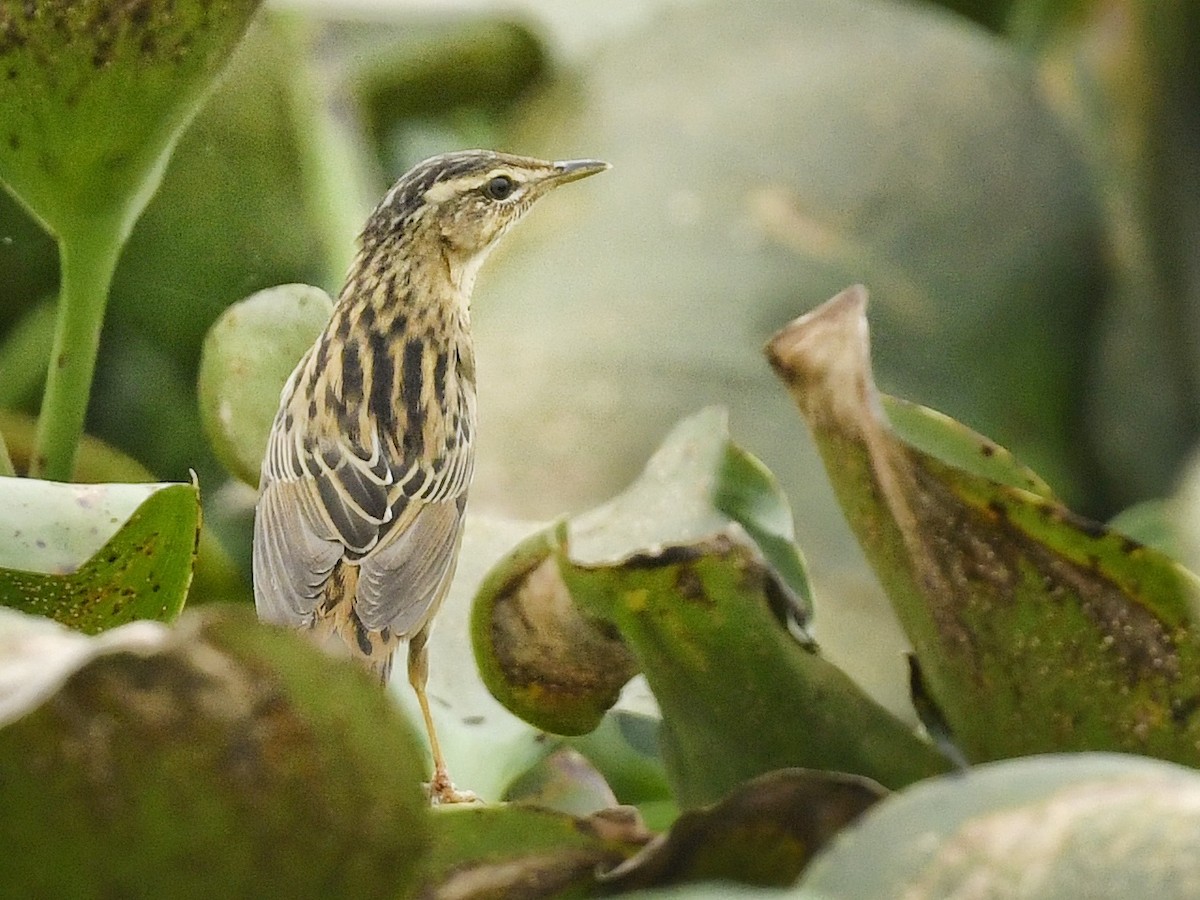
[29,224,124,481]
[0,428,14,477]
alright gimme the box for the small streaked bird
[253,150,609,803]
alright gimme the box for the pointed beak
[545,158,611,186]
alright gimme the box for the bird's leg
[408,626,477,805]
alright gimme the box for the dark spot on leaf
[673,565,705,602]
[1068,511,1109,540]
[1172,695,1200,725]
[461,715,484,726]
[1120,536,1143,555]
[980,443,995,457]
[623,544,706,570]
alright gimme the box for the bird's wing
[252,475,341,626]
[254,388,475,635]
[353,413,475,634]
[252,399,393,625]
[354,494,467,635]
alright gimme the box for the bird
[252,150,610,803]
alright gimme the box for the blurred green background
[2,0,1197,718]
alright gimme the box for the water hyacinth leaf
[801,753,1200,899]
[767,285,1200,764]
[471,525,639,736]
[558,529,950,806]
[423,804,650,899]
[568,406,811,624]
[0,605,430,899]
[0,0,262,480]
[474,409,952,808]
[0,0,261,237]
[0,479,199,631]
[602,768,883,892]
[881,395,1055,499]
[198,283,334,487]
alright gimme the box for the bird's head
[365,150,609,292]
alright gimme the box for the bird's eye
[485,175,515,201]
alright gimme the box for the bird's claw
[426,770,480,806]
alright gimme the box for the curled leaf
[474,410,951,808]
[0,478,199,631]
[603,768,883,891]
[768,285,1200,764]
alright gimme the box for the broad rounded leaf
[802,753,1200,898]
[474,410,951,808]
[198,283,333,486]
[0,604,430,899]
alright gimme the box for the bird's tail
[312,561,398,687]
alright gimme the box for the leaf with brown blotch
[768,284,1200,764]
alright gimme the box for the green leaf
[0,0,261,237]
[198,283,334,487]
[603,768,883,891]
[802,753,1200,899]
[473,411,952,808]
[424,804,649,898]
[0,604,430,899]
[768,285,1200,765]
[0,477,199,631]
[881,395,1055,499]
[0,0,261,480]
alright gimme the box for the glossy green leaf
[0,605,429,899]
[424,804,649,899]
[768,285,1200,764]
[473,411,952,808]
[603,768,882,892]
[561,529,949,806]
[881,395,1054,499]
[0,410,248,606]
[802,753,1200,898]
[0,478,199,631]
[198,283,333,487]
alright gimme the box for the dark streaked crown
[359,150,609,252]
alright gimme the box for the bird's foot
[426,768,479,806]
